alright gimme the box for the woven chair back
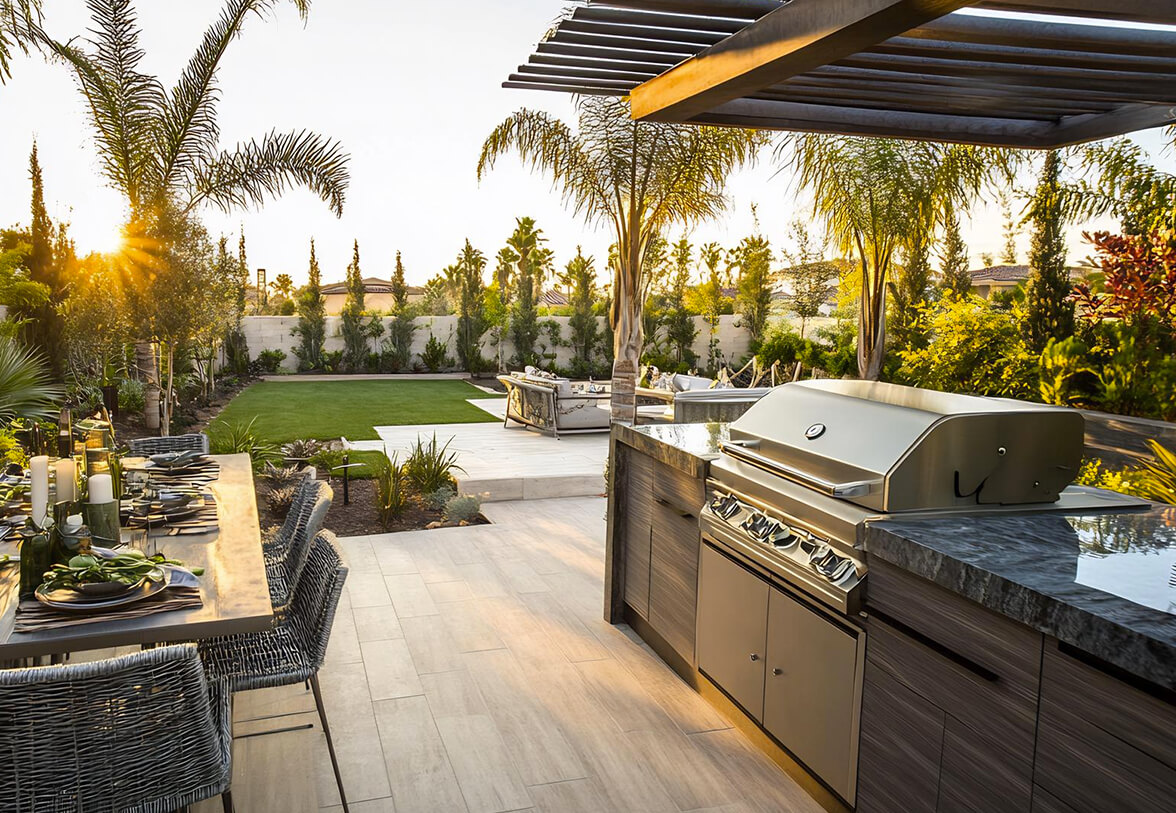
[0,645,229,812]
[289,530,349,671]
[128,433,210,456]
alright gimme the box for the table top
[0,454,273,660]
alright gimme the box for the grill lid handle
[721,440,882,500]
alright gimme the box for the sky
[0,0,1173,289]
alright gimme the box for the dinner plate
[35,568,170,612]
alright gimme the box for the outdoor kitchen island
[606,393,1175,813]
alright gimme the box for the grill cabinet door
[697,543,769,720]
[763,586,861,805]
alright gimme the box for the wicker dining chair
[128,432,210,456]
[0,644,234,813]
[261,470,319,560]
[265,479,333,609]
[199,531,350,812]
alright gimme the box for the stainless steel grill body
[724,379,1085,513]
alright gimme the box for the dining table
[0,453,273,662]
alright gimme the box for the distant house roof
[970,265,1087,283]
[321,277,425,296]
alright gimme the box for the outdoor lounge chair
[498,367,611,437]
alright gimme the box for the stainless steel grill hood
[721,380,1085,513]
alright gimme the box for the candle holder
[84,447,112,477]
[84,501,121,548]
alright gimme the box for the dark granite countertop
[863,505,1176,690]
[613,422,729,478]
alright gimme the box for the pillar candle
[29,455,49,528]
[54,458,77,502]
[87,473,113,505]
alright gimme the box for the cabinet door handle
[749,653,760,662]
[653,496,695,519]
[772,668,782,676]
[870,609,999,683]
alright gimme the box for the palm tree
[0,0,39,84]
[781,135,1006,379]
[479,96,764,423]
[47,0,349,430]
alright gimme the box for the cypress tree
[294,239,326,370]
[663,238,698,367]
[340,239,367,370]
[21,143,64,378]
[1024,150,1074,352]
[391,250,408,311]
[938,211,972,297]
[237,231,250,314]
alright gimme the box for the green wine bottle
[19,533,50,600]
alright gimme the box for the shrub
[443,494,482,523]
[118,377,145,414]
[254,349,287,374]
[280,438,324,466]
[266,484,298,515]
[320,350,344,373]
[403,433,464,494]
[209,417,278,471]
[1075,444,1176,506]
[374,451,410,528]
[896,296,1038,399]
[421,334,454,372]
[308,447,345,475]
[425,485,457,511]
[260,461,305,490]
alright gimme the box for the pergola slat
[572,6,746,35]
[509,0,1176,148]
[974,0,1176,25]
[536,41,685,66]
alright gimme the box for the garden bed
[255,476,489,536]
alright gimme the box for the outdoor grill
[697,379,1104,806]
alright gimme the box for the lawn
[211,379,500,443]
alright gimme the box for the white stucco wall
[237,312,831,373]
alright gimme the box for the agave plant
[1137,440,1176,506]
[209,417,277,471]
[403,433,464,495]
[375,450,409,529]
[0,338,63,423]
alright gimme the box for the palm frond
[186,128,349,216]
[46,0,165,210]
[158,0,311,194]
[0,338,63,422]
[0,0,42,82]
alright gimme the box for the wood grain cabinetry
[858,562,1041,813]
[621,449,654,619]
[1033,640,1176,813]
[615,444,705,665]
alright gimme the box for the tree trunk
[136,341,161,431]
[610,290,642,425]
[162,343,175,437]
[857,263,887,381]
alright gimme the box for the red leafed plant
[1073,229,1176,330]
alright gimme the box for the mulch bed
[256,476,489,537]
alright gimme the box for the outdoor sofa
[498,368,611,437]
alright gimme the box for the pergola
[505,0,1176,147]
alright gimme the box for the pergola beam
[910,14,1176,58]
[870,36,1176,74]
[572,6,746,36]
[588,0,781,19]
[629,0,975,122]
[536,41,684,66]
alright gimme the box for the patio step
[459,473,605,502]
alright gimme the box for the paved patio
[194,496,821,812]
[349,413,609,502]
